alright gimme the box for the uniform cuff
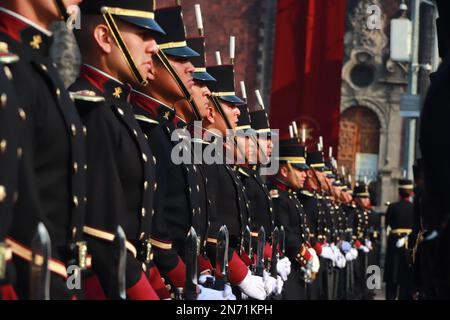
[198,255,213,274]
[149,266,171,300]
[165,256,186,289]
[228,250,249,285]
[127,272,160,300]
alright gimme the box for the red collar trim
[0,10,28,42]
[130,90,160,119]
[79,65,111,93]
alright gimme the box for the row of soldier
[0,0,382,300]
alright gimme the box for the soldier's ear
[93,24,113,54]
[206,105,215,123]
[280,165,288,178]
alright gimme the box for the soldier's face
[221,101,240,130]
[168,57,195,93]
[191,82,211,118]
[117,24,159,84]
[257,137,272,164]
[292,168,307,189]
[305,170,319,190]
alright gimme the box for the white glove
[263,270,277,296]
[276,257,291,281]
[222,284,237,300]
[340,241,352,253]
[365,239,373,250]
[335,252,347,269]
[197,285,232,300]
[198,274,213,285]
[320,246,335,262]
[274,276,284,295]
[345,251,354,261]
[350,248,358,259]
[396,237,407,248]
[308,248,320,273]
[238,270,267,300]
[360,245,370,253]
[197,275,236,300]
[330,245,342,267]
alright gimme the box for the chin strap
[53,0,69,21]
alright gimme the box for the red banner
[270,0,346,152]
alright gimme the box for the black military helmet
[79,0,165,34]
[250,109,277,137]
[155,6,199,58]
[278,139,309,170]
[306,150,326,171]
[187,37,216,82]
[398,179,413,190]
[206,65,244,105]
[236,104,252,130]
[354,183,370,198]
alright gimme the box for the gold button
[0,185,6,202]
[40,64,48,72]
[17,148,22,158]
[18,108,26,121]
[1,93,7,108]
[196,185,200,192]
[56,88,61,98]
[140,232,145,240]
[0,139,6,154]
[144,181,148,191]
[4,66,12,80]
[73,196,79,208]
[141,208,146,217]
[142,153,147,162]
[73,162,78,174]
[144,134,149,140]
[71,124,77,136]
[133,129,138,137]
[83,126,87,136]
[154,182,157,191]
[152,209,155,216]
[117,108,124,116]
[189,187,192,193]
[72,227,77,238]
[84,164,88,171]
[153,156,156,164]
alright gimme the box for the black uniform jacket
[0,9,86,299]
[69,64,155,296]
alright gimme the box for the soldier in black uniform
[129,6,215,298]
[269,139,317,300]
[202,64,267,300]
[384,179,415,300]
[0,42,19,300]
[0,0,88,299]
[70,0,165,299]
